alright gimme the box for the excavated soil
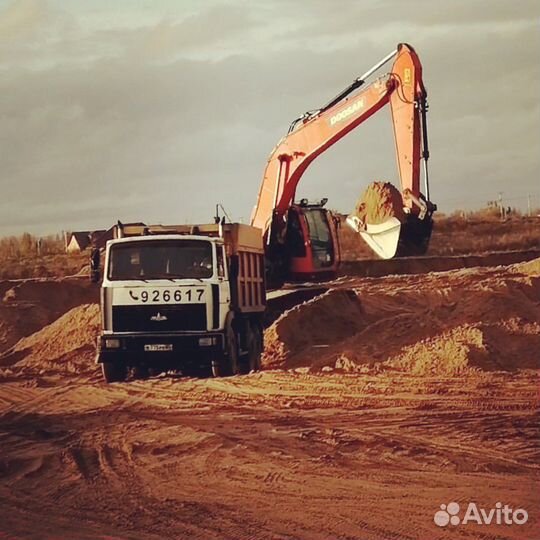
[352,180,405,225]
[264,259,540,376]
[0,258,538,539]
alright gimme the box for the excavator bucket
[347,212,433,259]
[347,180,434,259]
[346,215,401,259]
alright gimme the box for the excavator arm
[251,43,433,256]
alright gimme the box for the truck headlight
[198,337,215,346]
[104,338,121,349]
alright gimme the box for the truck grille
[112,305,207,332]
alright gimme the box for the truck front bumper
[96,332,225,365]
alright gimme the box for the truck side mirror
[90,248,101,283]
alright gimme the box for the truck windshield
[108,239,213,281]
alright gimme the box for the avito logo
[434,502,528,527]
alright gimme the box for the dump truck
[93,222,266,383]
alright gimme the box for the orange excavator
[250,43,436,285]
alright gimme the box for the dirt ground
[0,257,538,539]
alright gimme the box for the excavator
[250,43,436,285]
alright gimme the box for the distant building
[66,232,91,252]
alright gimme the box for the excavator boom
[251,43,432,235]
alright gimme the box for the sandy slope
[264,259,540,374]
[0,279,98,354]
[0,259,538,539]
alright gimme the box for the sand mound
[0,304,52,357]
[385,319,540,375]
[0,279,98,353]
[263,289,367,369]
[514,257,540,276]
[263,265,540,375]
[352,181,405,226]
[0,304,100,376]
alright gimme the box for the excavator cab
[285,200,340,281]
[264,199,340,287]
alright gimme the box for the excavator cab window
[303,208,334,268]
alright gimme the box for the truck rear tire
[249,324,263,372]
[101,362,127,383]
[241,322,263,374]
[212,319,240,377]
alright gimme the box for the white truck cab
[95,223,265,382]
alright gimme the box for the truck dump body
[222,224,266,313]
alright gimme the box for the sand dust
[352,181,405,226]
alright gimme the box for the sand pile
[0,304,100,376]
[0,279,98,353]
[514,257,540,276]
[263,265,540,375]
[0,303,51,355]
[352,181,405,226]
[385,319,540,375]
[263,289,367,369]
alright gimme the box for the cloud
[0,0,539,235]
[0,0,48,40]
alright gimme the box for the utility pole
[498,192,505,220]
[527,193,532,217]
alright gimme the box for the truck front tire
[101,362,127,383]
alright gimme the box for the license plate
[144,344,173,352]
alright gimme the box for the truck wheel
[101,362,127,383]
[211,357,228,377]
[243,323,262,373]
[212,319,240,377]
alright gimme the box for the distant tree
[0,232,65,261]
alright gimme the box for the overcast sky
[0,0,539,236]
